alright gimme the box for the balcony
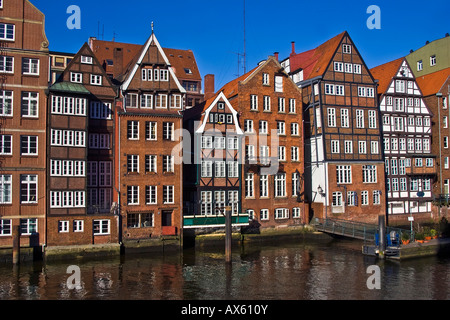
[183,213,249,229]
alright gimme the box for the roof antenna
[243,0,246,74]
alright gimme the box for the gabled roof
[55,42,117,93]
[90,39,201,83]
[190,91,243,135]
[415,67,450,97]
[120,32,185,93]
[288,31,347,80]
[217,66,259,99]
[370,57,405,94]
[164,48,201,81]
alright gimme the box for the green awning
[49,82,90,94]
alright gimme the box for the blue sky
[34,0,449,89]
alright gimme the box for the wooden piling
[12,225,20,264]
[378,215,386,259]
[225,206,232,263]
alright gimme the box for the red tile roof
[370,57,404,94]
[415,67,450,97]
[289,31,346,80]
[89,38,201,82]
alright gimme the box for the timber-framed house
[371,58,436,218]
[282,31,385,223]
[46,43,119,247]
[183,91,245,228]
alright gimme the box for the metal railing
[312,217,410,244]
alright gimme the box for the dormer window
[81,56,93,64]
[430,55,436,66]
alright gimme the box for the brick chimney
[113,47,124,79]
[274,52,279,61]
[291,41,296,56]
[204,74,215,101]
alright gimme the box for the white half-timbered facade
[372,58,436,216]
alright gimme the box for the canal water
[1,238,449,300]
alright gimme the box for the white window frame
[275,76,283,92]
[0,219,12,236]
[90,74,102,86]
[93,220,110,235]
[70,72,82,83]
[334,62,343,72]
[127,186,139,205]
[0,56,14,73]
[245,173,254,198]
[260,175,268,198]
[274,173,286,198]
[163,122,174,141]
[127,121,139,140]
[0,23,15,41]
[81,56,93,64]
[21,92,39,118]
[59,221,69,233]
[20,174,38,204]
[260,209,269,221]
[327,108,336,127]
[362,165,377,183]
[163,185,174,204]
[146,185,157,204]
[20,135,38,156]
[336,165,352,184]
[342,44,352,54]
[0,175,12,204]
[22,58,39,75]
[0,90,13,116]
[356,110,364,128]
[275,208,289,219]
[250,94,258,111]
[0,135,12,155]
[430,55,436,67]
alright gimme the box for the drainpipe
[437,93,443,215]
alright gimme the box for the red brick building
[46,43,119,247]
[116,30,186,244]
[282,32,386,224]
[185,56,307,228]
[0,0,49,249]
[416,68,450,201]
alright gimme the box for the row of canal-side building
[1,0,450,261]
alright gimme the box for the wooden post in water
[378,215,386,259]
[225,206,232,263]
[12,225,20,265]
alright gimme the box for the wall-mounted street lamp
[317,185,326,197]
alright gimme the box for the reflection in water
[0,239,449,300]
